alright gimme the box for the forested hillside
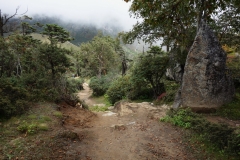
[1,0,240,159]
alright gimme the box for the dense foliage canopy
[77,33,121,77]
[124,0,240,51]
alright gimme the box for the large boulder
[180,21,234,111]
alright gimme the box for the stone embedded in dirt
[102,111,117,116]
[110,124,127,131]
[56,130,79,140]
[180,21,235,111]
[108,106,114,110]
[113,101,167,118]
[75,102,82,108]
[127,121,136,125]
[113,101,135,116]
[141,102,151,105]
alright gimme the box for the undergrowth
[0,103,63,159]
[89,105,108,112]
[216,92,240,120]
[88,95,112,112]
[160,108,240,158]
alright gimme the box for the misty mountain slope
[30,33,79,51]
[27,16,157,55]
[30,15,123,45]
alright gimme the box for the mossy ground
[0,103,78,159]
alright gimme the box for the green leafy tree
[89,75,113,96]
[21,22,35,36]
[40,24,72,79]
[19,15,38,36]
[115,38,129,76]
[106,75,133,104]
[0,78,29,118]
[42,24,72,45]
[38,44,71,79]
[0,34,40,77]
[131,46,169,98]
[211,5,240,51]
[0,37,15,77]
[124,0,240,52]
[122,0,240,86]
[78,33,120,77]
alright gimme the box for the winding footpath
[62,83,195,160]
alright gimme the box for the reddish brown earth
[60,83,196,160]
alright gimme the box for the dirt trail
[77,83,94,106]
[62,83,195,160]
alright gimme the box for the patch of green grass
[38,115,52,122]
[216,93,240,120]
[89,106,108,112]
[53,111,63,118]
[28,114,37,119]
[184,132,238,160]
[89,95,112,110]
[38,123,49,131]
[0,103,64,159]
[17,122,38,134]
[160,108,197,128]
[161,108,240,158]
[91,95,112,106]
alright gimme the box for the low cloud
[0,0,137,30]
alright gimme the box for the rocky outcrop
[180,21,234,111]
[166,63,183,82]
[114,101,170,119]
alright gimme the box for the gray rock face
[166,63,183,82]
[181,21,234,111]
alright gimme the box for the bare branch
[19,7,28,15]
[3,6,28,26]
[3,7,19,25]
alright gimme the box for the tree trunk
[98,67,102,78]
[16,54,22,77]
[0,54,3,77]
[166,45,170,52]
[50,60,55,80]
[122,61,127,76]
[0,10,3,37]
[97,53,104,78]
[0,26,3,37]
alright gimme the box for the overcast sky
[1,0,137,30]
